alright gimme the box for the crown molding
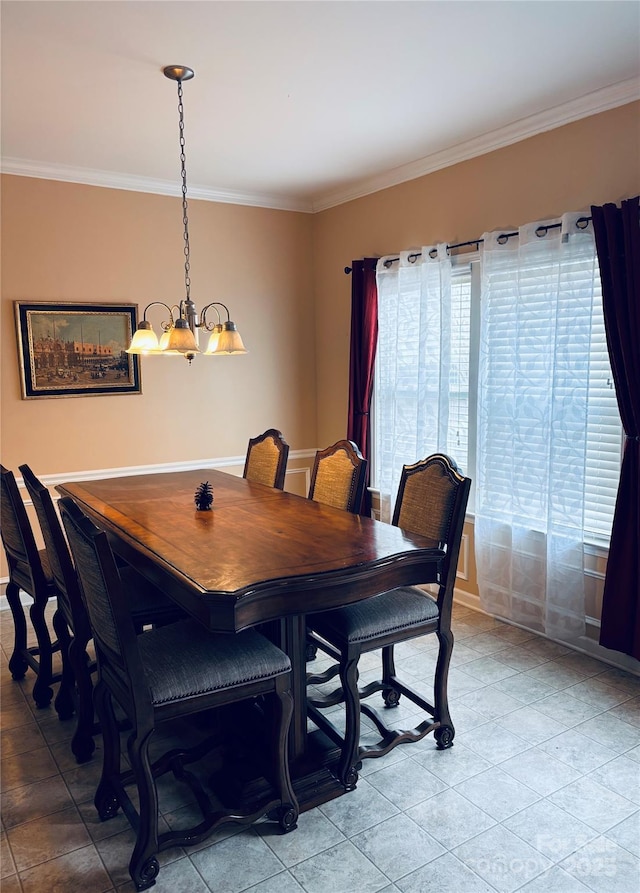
[2,79,638,214]
[310,78,640,212]
[0,158,314,213]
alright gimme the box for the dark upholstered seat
[311,587,440,645]
[137,620,291,705]
[243,428,289,490]
[307,453,471,790]
[21,464,184,763]
[0,464,67,713]
[59,496,298,891]
[308,439,367,514]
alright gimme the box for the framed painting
[15,301,142,399]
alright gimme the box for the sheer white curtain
[374,245,453,521]
[475,213,600,639]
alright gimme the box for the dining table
[57,467,445,810]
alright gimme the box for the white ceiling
[2,1,639,212]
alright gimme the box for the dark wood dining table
[57,468,445,809]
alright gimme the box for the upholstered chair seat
[137,621,291,706]
[310,587,440,647]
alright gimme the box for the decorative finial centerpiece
[194,481,214,511]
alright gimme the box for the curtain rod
[344,215,592,274]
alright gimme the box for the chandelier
[127,66,247,364]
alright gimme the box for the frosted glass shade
[157,329,181,355]
[203,323,223,354]
[214,321,248,354]
[126,322,159,353]
[165,319,200,354]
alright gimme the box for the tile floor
[1,602,639,893]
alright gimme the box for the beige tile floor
[1,602,639,893]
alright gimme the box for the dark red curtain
[591,195,640,659]
[347,258,378,514]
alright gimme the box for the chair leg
[29,597,54,708]
[381,645,401,707]
[433,628,455,749]
[53,609,75,720]
[338,657,361,791]
[128,729,160,891]
[305,640,318,662]
[94,681,121,820]
[271,680,298,833]
[69,634,96,763]
[5,580,29,680]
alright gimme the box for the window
[374,230,622,543]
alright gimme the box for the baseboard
[453,588,640,677]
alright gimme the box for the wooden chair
[303,440,368,662]
[308,439,367,514]
[20,464,184,764]
[243,428,289,490]
[0,464,69,714]
[59,496,298,891]
[307,453,471,789]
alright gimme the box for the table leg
[281,614,307,762]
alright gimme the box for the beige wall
[1,176,317,475]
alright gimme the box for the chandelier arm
[199,302,232,330]
[199,303,221,331]
[142,301,175,326]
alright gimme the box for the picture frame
[14,301,142,399]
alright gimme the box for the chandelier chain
[177,80,191,301]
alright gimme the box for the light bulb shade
[157,329,182,355]
[203,323,223,355]
[214,321,248,354]
[165,318,200,354]
[126,322,159,353]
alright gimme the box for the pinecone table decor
[194,481,214,511]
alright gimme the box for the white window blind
[374,223,621,544]
[585,279,623,540]
[446,267,471,468]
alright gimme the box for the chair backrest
[243,428,290,490]
[20,464,89,638]
[308,440,367,514]
[58,496,143,709]
[392,453,471,610]
[0,464,48,592]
